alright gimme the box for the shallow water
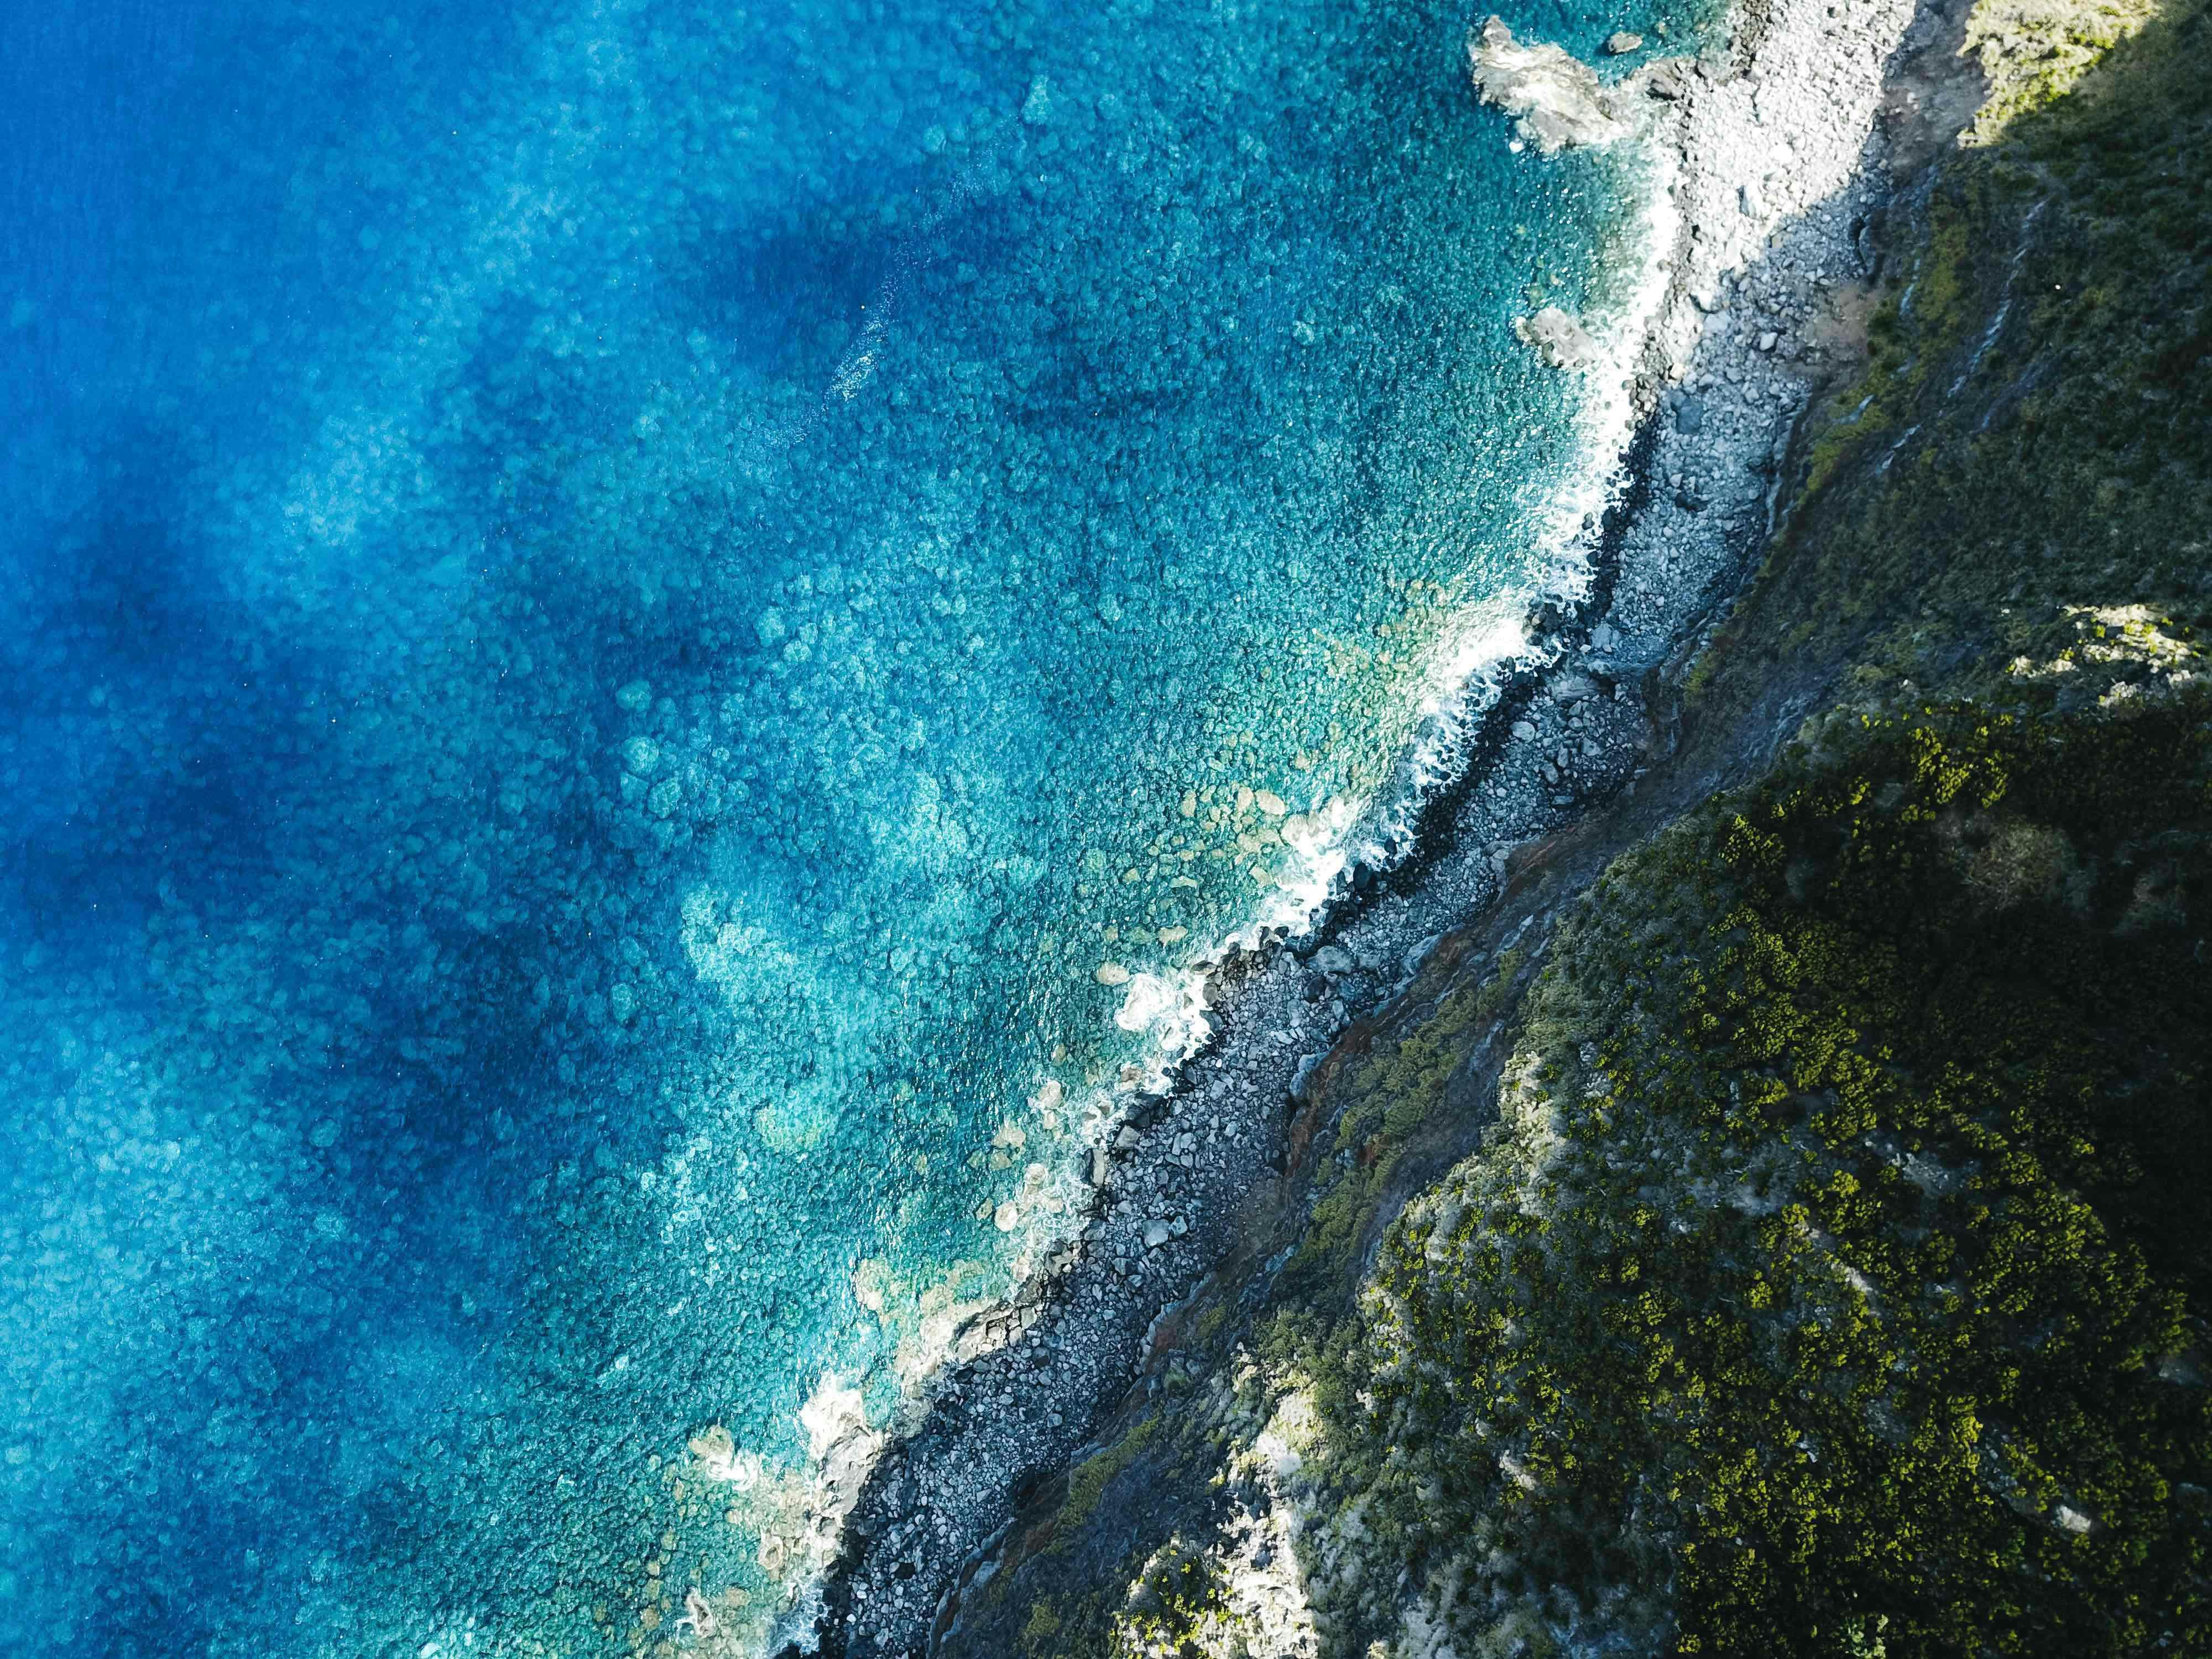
[0,0,1692,1651]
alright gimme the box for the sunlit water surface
[0,0,1694,1650]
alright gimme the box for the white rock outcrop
[1467,17,1625,153]
[1512,306,1603,369]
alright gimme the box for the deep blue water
[0,0,1691,1651]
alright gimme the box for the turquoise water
[0,0,1689,1651]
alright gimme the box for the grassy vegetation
[1316,13,2212,1650]
[1794,196,1978,505]
[1960,0,2167,144]
[1105,1547,1254,1658]
[1345,703,2212,1656]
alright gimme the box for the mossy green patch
[1961,0,2166,143]
[1107,1546,1255,1657]
[1047,1415,1163,1555]
[1019,1595,1066,1656]
[1341,702,2212,1657]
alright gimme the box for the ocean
[0,0,1689,1651]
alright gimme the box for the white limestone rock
[1513,306,1603,369]
[1467,17,1625,154]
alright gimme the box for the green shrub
[1350,703,2212,1657]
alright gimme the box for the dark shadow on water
[695,211,902,379]
[0,427,310,975]
[0,422,727,1655]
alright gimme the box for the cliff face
[1698,0,2209,724]
[1340,703,2212,1657]
[940,2,2211,1656]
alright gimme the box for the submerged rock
[1467,17,1625,153]
[1513,306,1603,369]
[1605,30,1646,53]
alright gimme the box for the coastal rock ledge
[1466,16,1690,153]
[1465,15,1625,152]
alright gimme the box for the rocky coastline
[795,0,1981,1650]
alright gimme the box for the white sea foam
[1078,108,1684,1061]
[876,85,1694,1514]
[0,0,1708,1650]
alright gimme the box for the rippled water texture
[0,0,1683,1650]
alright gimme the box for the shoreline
[796,0,1952,1647]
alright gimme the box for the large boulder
[1513,306,1603,369]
